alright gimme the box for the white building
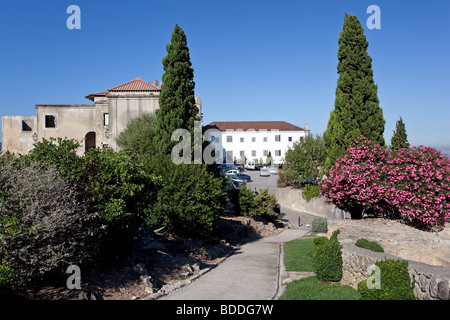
[203,121,309,165]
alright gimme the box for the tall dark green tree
[154,24,199,157]
[390,117,410,152]
[324,14,385,172]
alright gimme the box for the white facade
[203,121,309,165]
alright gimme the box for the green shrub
[146,157,228,239]
[313,236,328,248]
[311,218,328,233]
[302,184,320,201]
[355,238,384,252]
[233,184,257,216]
[357,259,415,300]
[0,261,14,288]
[253,188,280,222]
[312,230,342,282]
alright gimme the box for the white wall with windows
[206,127,307,165]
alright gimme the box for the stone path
[156,220,311,300]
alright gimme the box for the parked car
[255,165,263,171]
[269,167,278,175]
[260,168,270,177]
[225,169,240,176]
[233,172,251,182]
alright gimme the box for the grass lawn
[281,236,360,300]
[283,236,317,272]
[281,276,360,300]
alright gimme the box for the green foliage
[253,188,280,222]
[231,184,257,217]
[355,238,384,252]
[0,261,14,288]
[26,137,83,181]
[302,184,320,202]
[284,134,326,184]
[82,148,159,231]
[313,236,328,248]
[390,117,410,152]
[116,113,158,156]
[358,259,415,300]
[311,218,328,233]
[230,186,279,222]
[146,157,227,239]
[312,230,343,282]
[324,14,385,173]
[154,24,199,157]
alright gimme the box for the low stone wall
[274,187,350,220]
[341,244,450,300]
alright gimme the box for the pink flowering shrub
[320,136,450,231]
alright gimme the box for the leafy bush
[313,236,328,248]
[302,184,320,202]
[146,157,228,239]
[311,218,328,233]
[358,259,415,300]
[116,113,158,156]
[0,261,14,288]
[320,136,450,231]
[253,188,280,222]
[0,161,99,287]
[355,238,384,252]
[82,148,159,232]
[312,230,342,282]
[284,134,327,185]
[231,184,257,216]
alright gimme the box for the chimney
[153,80,159,87]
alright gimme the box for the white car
[260,168,270,177]
[269,167,278,175]
[225,169,240,176]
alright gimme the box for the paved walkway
[158,207,315,300]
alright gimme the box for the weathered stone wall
[341,243,450,300]
[274,187,350,220]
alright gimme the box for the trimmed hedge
[312,230,342,282]
[355,238,384,252]
[357,259,415,300]
[311,218,328,233]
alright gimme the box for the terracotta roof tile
[203,121,304,132]
[108,77,160,92]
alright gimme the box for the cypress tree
[154,24,199,157]
[390,117,410,152]
[324,14,385,172]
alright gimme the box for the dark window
[227,136,233,143]
[22,120,32,132]
[240,137,244,143]
[288,137,293,142]
[45,115,56,128]
[275,135,281,142]
[275,150,281,156]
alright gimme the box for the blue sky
[0,0,449,150]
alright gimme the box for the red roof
[204,121,304,132]
[85,77,160,101]
[108,77,160,92]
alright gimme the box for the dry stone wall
[341,243,450,300]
